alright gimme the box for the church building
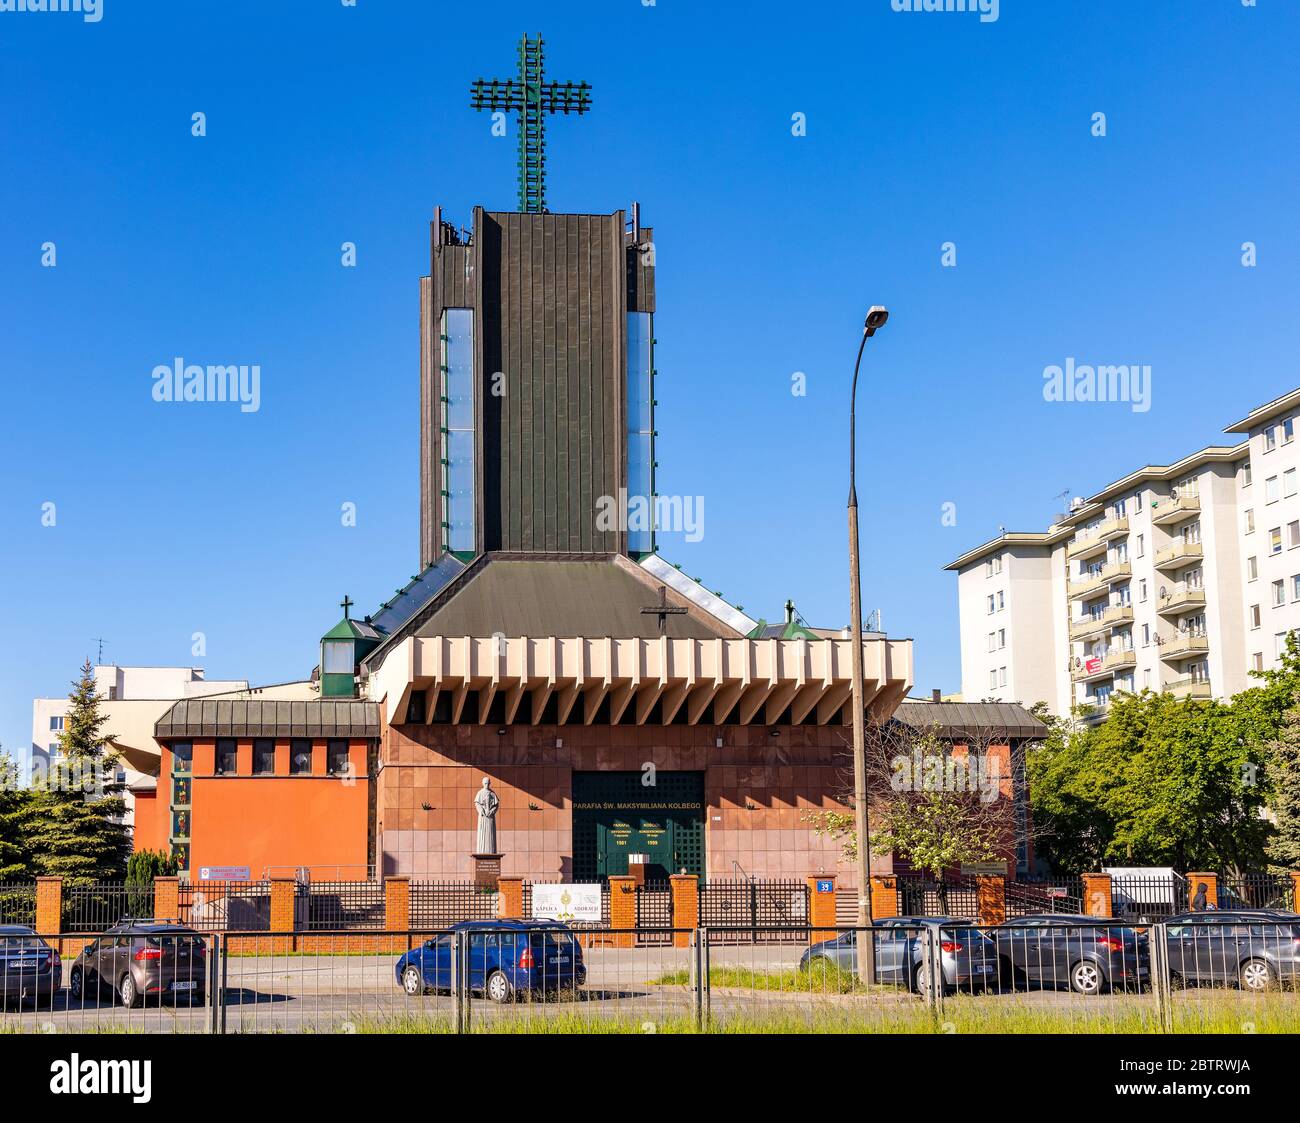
[142,37,1036,889]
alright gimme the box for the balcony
[1156,586,1206,616]
[1103,604,1134,628]
[1150,494,1201,526]
[1159,633,1210,659]
[1071,660,1112,684]
[1103,649,1137,673]
[1069,615,1107,640]
[1166,676,1212,701]
[1098,515,1130,541]
[1067,533,1108,561]
[1102,560,1132,584]
[1154,541,1203,571]
[1069,571,1108,599]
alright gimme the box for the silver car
[800,916,999,994]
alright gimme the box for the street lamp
[848,305,888,985]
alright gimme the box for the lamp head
[864,306,890,337]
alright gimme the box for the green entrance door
[572,771,704,882]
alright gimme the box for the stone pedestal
[472,854,503,890]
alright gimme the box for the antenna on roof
[92,637,107,665]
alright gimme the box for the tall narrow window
[252,738,275,775]
[626,312,654,555]
[441,308,475,556]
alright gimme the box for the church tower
[418,35,656,567]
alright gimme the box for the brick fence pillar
[608,876,636,948]
[154,876,180,923]
[670,874,698,948]
[1187,872,1218,910]
[385,875,411,934]
[497,877,524,920]
[806,874,837,943]
[1082,873,1112,918]
[977,876,1007,926]
[869,875,898,921]
[35,876,62,936]
[1292,872,1300,914]
[269,878,297,941]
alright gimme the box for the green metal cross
[470,34,593,213]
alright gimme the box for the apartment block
[948,388,1300,717]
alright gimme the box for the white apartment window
[1143,669,1153,689]
[1247,556,1258,582]
[1251,604,1261,629]
[1253,652,1264,673]
[1287,469,1298,498]
[989,669,998,690]
[1116,583,1131,606]
[987,594,995,615]
[1114,499,1127,517]
[1273,579,1285,607]
[1293,575,1300,602]
[1243,462,1253,487]
[1139,579,1148,602]
[1267,476,1280,504]
[1266,426,1278,452]
[1136,534,1145,558]
[1113,542,1129,563]
[998,667,1008,687]
[1271,527,1283,555]
[1141,623,1150,646]
[1187,567,1203,590]
[1245,509,1256,534]
[998,628,1006,649]
[1290,521,1300,549]
[987,631,996,652]
[1287,418,1296,444]
[49,716,64,732]
[1278,632,1291,658]
[996,590,1005,611]
[1133,493,1143,513]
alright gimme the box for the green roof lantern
[320,595,382,698]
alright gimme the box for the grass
[654,961,866,994]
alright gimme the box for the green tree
[1265,703,1300,868]
[18,660,131,882]
[0,749,33,879]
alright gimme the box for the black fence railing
[700,878,809,942]
[409,880,497,929]
[180,881,272,931]
[1218,872,1293,911]
[0,883,37,926]
[898,877,981,919]
[62,881,155,933]
[1111,874,1187,922]
[1006,878,1085,917]
[305,881,385,931]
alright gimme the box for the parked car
[68,921,206,1008]
[396,920,586,1003]
[992,914,1148,994]
[799,917,1000,994]
[1164,910,1300,991]
[0,925,60,1009]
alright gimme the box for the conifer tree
[1266,703,1300,868]
[19,660,131,882]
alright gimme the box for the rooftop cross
[469,34,593,214]
[640,585,688,638]
[340,594,354,620]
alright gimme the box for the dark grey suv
[68,921,207,1008]
[1165,910,1300,991]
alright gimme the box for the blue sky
[2,0,1298,769]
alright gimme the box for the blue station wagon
[396,920,586,1003]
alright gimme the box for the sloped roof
[155,698,380,739]
[894,700,1047,740]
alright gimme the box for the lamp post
[849,305,888,985]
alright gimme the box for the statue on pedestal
[473,777,499,856]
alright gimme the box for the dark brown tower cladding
[419,205,656,567]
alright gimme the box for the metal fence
[179,880,272,931]
[1111,873,1187,922]
[898,877,981,919]
[306,881,385,931]
[62,881,155,932]
[1006,878,1085,917]
[1219,872,1293,911]
[409,881,497,929]
[0,883,37,926]
[699,878,809,942]
[4,916,1298,1034]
